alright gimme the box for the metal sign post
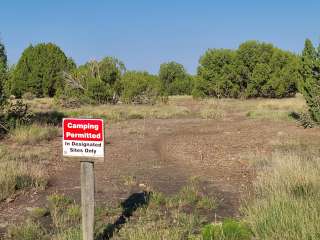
[62,118,105,240]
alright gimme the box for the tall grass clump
[243,139,320,240]
[201,219,251,240]
[10,124,59,145]
[0,146,49,201]
[6,221,47,240]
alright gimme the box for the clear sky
[0,0,319,74]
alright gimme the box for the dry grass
[23,94,308,124]
[63,104,190,122]
[23,97,55,112]
[0,146,49,201]
[0,124,58,201]
[199,102,225,120]
[243,138,320,239]
[244,94,307,121]
[9,124,59,145]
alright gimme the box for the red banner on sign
[63,118,104,141]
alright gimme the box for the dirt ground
[1,99,319,235]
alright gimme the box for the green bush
[201,219,251,240]
[1,100,34,133]
[86,78,115,104]
[119,71,162,104]
[159,61,193,95]
[196,41,300,99]
[197,48,240,98]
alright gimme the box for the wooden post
[81,161,95,240]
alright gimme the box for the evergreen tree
[0,41,7,105]
[10,43,74,98]
[300,39,320,122]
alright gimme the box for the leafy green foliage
[9,43,74,98]
[56,57,125,105]
[195,41,300,99]
[119,71,162,104]
[299,39,320,122]
[159,61,193,95]
[197,49,240,98]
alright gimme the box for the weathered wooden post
[81,161,95,240]
[62,118,105,240]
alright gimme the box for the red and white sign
[63,118,104,159]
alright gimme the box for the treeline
[0,42,195,105]
[0,39,319,112]
[195,41,301,98]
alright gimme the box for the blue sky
[0,1,319,74]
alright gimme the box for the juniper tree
[300,39,320,122]
[0,41,7,105]
[10,43,74,98]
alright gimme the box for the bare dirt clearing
[1,96,319,236]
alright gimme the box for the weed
[51,227,81,240]
[201,219,251,240]
[47,194,79,230]
[29,207,49,219]
[6,220,48,240]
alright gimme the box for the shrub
[197,48,240,98]
[201,220,251,240]
[86,78,115,104]
[119,71,162,104]
[196,41,300,99]
[1,100,34,132]
[6,221,47,240]
[159,61,193,95]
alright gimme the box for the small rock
[139,183,147,188]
